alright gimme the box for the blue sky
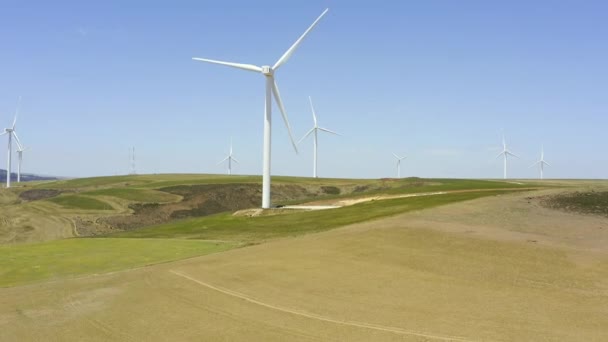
[1,0,607,179]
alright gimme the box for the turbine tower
[15,143,27,183]
[218,138,239,175]
[129,147,136,175]
[1,97,23,188]
[530,145,550,180]
[393,153,406,178]
[298,96,340,178]
[193,8,329,208]
[496,133,519,179]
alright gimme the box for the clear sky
[1,0,607,179]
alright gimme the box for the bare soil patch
[18,189,62,201]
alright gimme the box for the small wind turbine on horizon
[129,147,136,175]
[218,138,239,175]
[15,143,28,183]
[1,97,23,188]
[192,8,329,208]
[496,133,519,179]
[530,145,550,180]
[393,153,406,178]
[298,96,340,178]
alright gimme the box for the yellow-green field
[1,175,607,341]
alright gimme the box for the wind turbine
[496,133,519,179]
[1,97,23,188]
[393,153,406,178]
[129,147,136,175]
[218,138,239,175]
[298,96,340,178]
[15,143,27,183]
[530,145,550,180]
[193,8,329,209]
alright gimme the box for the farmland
[0,175,607,341]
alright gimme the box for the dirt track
[1,190,607,341]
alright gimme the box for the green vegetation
[1,174,545,287]
[85,188,178,203]
[47,195,113,210]
[543,191,608,217]
[115,190,521,241]
[0,238,236,287]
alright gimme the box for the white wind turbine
[530,145,550,180]
[1,97,23,188]
[393,153,406,178]
[15,143,28,183]
[218,138,239,175]
[496,133,519,179]
[298,96,340,178]
[193,8,329,208]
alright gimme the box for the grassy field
[0,238,236,287]
[83,188,179,203]
[1,176,607,341]
[0,188,521,286]
[116,189,520,241]
[542,190,608,217]
[47,195,114,210]
[0,188,606,341]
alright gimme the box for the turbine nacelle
[261,66,273,76]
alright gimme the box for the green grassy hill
[0,174,547,287]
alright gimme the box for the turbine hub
[261,66,273,76]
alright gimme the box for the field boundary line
[170,270,478,342]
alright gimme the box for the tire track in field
[63,290,137,342]
[141,271,323,341]
[170,270,479,342]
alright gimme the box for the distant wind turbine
[393,153,406,178]
[1,97,23,188]
[496,133,519,179]
[16,144,27,183]
[218,138,239,175]
[298,96,340,178]
[530,145,550,180]
[129,147,136,175]
[193,8,329,208]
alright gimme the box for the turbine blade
[217,156,229,165]
[308,96,318,126]
[11,131,23,149]
[508,151,520,158]
[272,8,329,70]
[543,161,551,167]
[541,144,544,159]
[392,153,403,160]
[495,152,504,159]
[12,96,22,129]
[297,127,315,144]
[192,58,262,73]
[318,127,340,135]
[0,131,7,137]
[530,161,541,168]
[231,157,240,164]
[271,78,298,153]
